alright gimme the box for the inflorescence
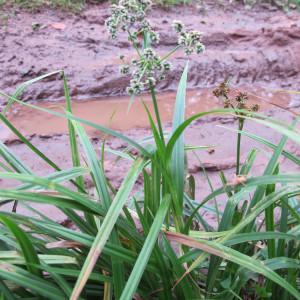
[106,0,205,96]
[213,81,259,114]
[173,20,205,56]
[119,48,172,95]
[105,0,157,42]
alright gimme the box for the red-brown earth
[0,1,300,224]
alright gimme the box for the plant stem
[127,30,142,58]
[236,117,244,175]
[138,63,148,82]
[150,84,165,144]
[160,45,181,62]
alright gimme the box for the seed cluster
[105,0,159,44]
[173,20,205,56]
[106,1,205,96]
[213,81,259,113]
[120,48,172,95]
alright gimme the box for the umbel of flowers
[105,0,205,95]
[172,20,205,55]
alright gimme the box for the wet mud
[1,2,300,102]
[1,87,294,140]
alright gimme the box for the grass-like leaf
[0,215,42,278]
[166,231,300,300]
[170,62,188,217]
[70,158,145,299]
[120,195,171,300]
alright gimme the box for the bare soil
[0,2,300,222]
[1,2,300,101]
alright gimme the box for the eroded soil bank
[1,2,300,222]
[1,2,300,102]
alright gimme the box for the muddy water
[2,87,293,140]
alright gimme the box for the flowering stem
[159,45,181,63]
[138,63,148,82]
[142,31,149,49]
[236,117,244,175]
[149,84,165,144]
[127,30,142,58]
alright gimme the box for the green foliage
[155,0,191,6]
[196,0,300,10]
[0,0,89,12]
[242,0,300,9]
[2,0,300,12]
[0,69,299,300]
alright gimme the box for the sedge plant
[0,0,299,299]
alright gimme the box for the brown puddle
[2,87,293,140]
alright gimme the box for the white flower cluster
[106,3,205,96]
[120,48,172,95]
[105,0,159,44]
[172,20,205,55]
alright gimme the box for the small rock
[51,23,66,30]
[288,95,300,108]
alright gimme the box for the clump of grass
[2,0,299,12]
[242,0,300,9]
[198,0,300,10]
[0,0,100,12]
[0,0,299,299]
[155,0,192,6]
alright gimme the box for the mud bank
[1,2,300,103]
